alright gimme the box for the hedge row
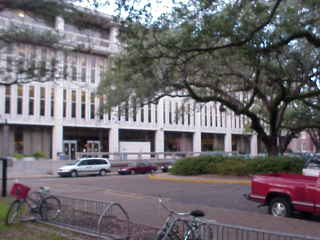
[170,155,305,176]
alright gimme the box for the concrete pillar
[193,131,201,152]
[155,130,164,153]
[109,127,119,153]
[52,86,63,160]
[52,124,63,161]
[224,133,232,153]
[250,134,258,156]
[224,112,232,153]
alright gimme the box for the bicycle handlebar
[158,197,191,216]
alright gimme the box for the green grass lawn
[0,197,92,240]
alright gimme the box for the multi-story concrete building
[0,6,257,160]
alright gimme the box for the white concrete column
[109,127,119,153]
[52,124,63,160]
[250,134,258,156]
[224,111,232,153]
[193,131,201,152]
[224,133,232,153]
[155,130,164,153]
[52,86,63,160]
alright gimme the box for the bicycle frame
[156,197,204,240]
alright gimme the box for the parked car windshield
[66,160,80,166]
[128,162,137,167]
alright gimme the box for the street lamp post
[1,118,9,197]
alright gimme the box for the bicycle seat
[190,209,205,217]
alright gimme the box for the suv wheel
[269,197,292,217]
[70,170,78,178]
[99,169,107,176]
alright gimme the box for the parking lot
[8,173,320,238]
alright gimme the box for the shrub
[11,153,24,159]
[170,155,224,175]
[33,152,47,159]
[170,155,305,176]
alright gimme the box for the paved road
[9,174,320,238]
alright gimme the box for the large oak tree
[98,0,320,155]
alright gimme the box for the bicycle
[5,183,61,225]
[155,197,209,240]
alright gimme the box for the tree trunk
[263,137,280,156]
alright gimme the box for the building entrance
[64,140,77,160]
[86,140,101,152]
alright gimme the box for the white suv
[57,158,111,177]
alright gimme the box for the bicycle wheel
[6,200,32,225]
[5,200,22,225]
[40,196,61,221]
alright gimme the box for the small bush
[11,153,24,159]
[33,152,47,159]
[170,155,305,176]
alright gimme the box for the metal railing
[76,151,202,162]
[44,195,130,240]
[170,216,320,240]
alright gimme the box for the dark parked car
[118,161,157,175]
[160,163,172,172]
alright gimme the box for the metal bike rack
[176,217,320,240]
[44,195,130,240]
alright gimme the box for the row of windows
[3,43,107,84]
[5,86,54,117]
[3,86,246,129]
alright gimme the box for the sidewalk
[148,172,251,184]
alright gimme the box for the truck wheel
[269,197,292,217]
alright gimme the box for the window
[91,57,96,83]
[29,86,34,115]
[125,101,129,121]
[63,52,68,80]
[205,105,208,126]
[71,54,77,81]
[81,91,86,119]
[132,97,137,122]
[169,102,172,124]
[140,101,144,122]
[148,103,151,123]
[40,87,45,116]
[90,93,95,119]
[17,85,23,115]
[81,55,87,82]
[5,86,11,114]
[71,90,76,118]
[181,104,185,125]
[63,89,67,118]
[155,103,158,123]
[6,44,13,73]
[99,97,104,120]
[187,104,190,126]
[40,48,47,77]
[175,102,179,124]
[51,88,54,117]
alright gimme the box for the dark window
[51,88,54,117]
[63,89,67,118]
[71,90,76,118]
[29,86,34,115]
[81,91,86,119]
[40,87,45,116]
[5,86,11,114]
[17,85,23,115]
[90,93,95,119]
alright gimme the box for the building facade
[0,7,258,160]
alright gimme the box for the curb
[148,174,250,185]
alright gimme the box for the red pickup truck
[245,173,320,217]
